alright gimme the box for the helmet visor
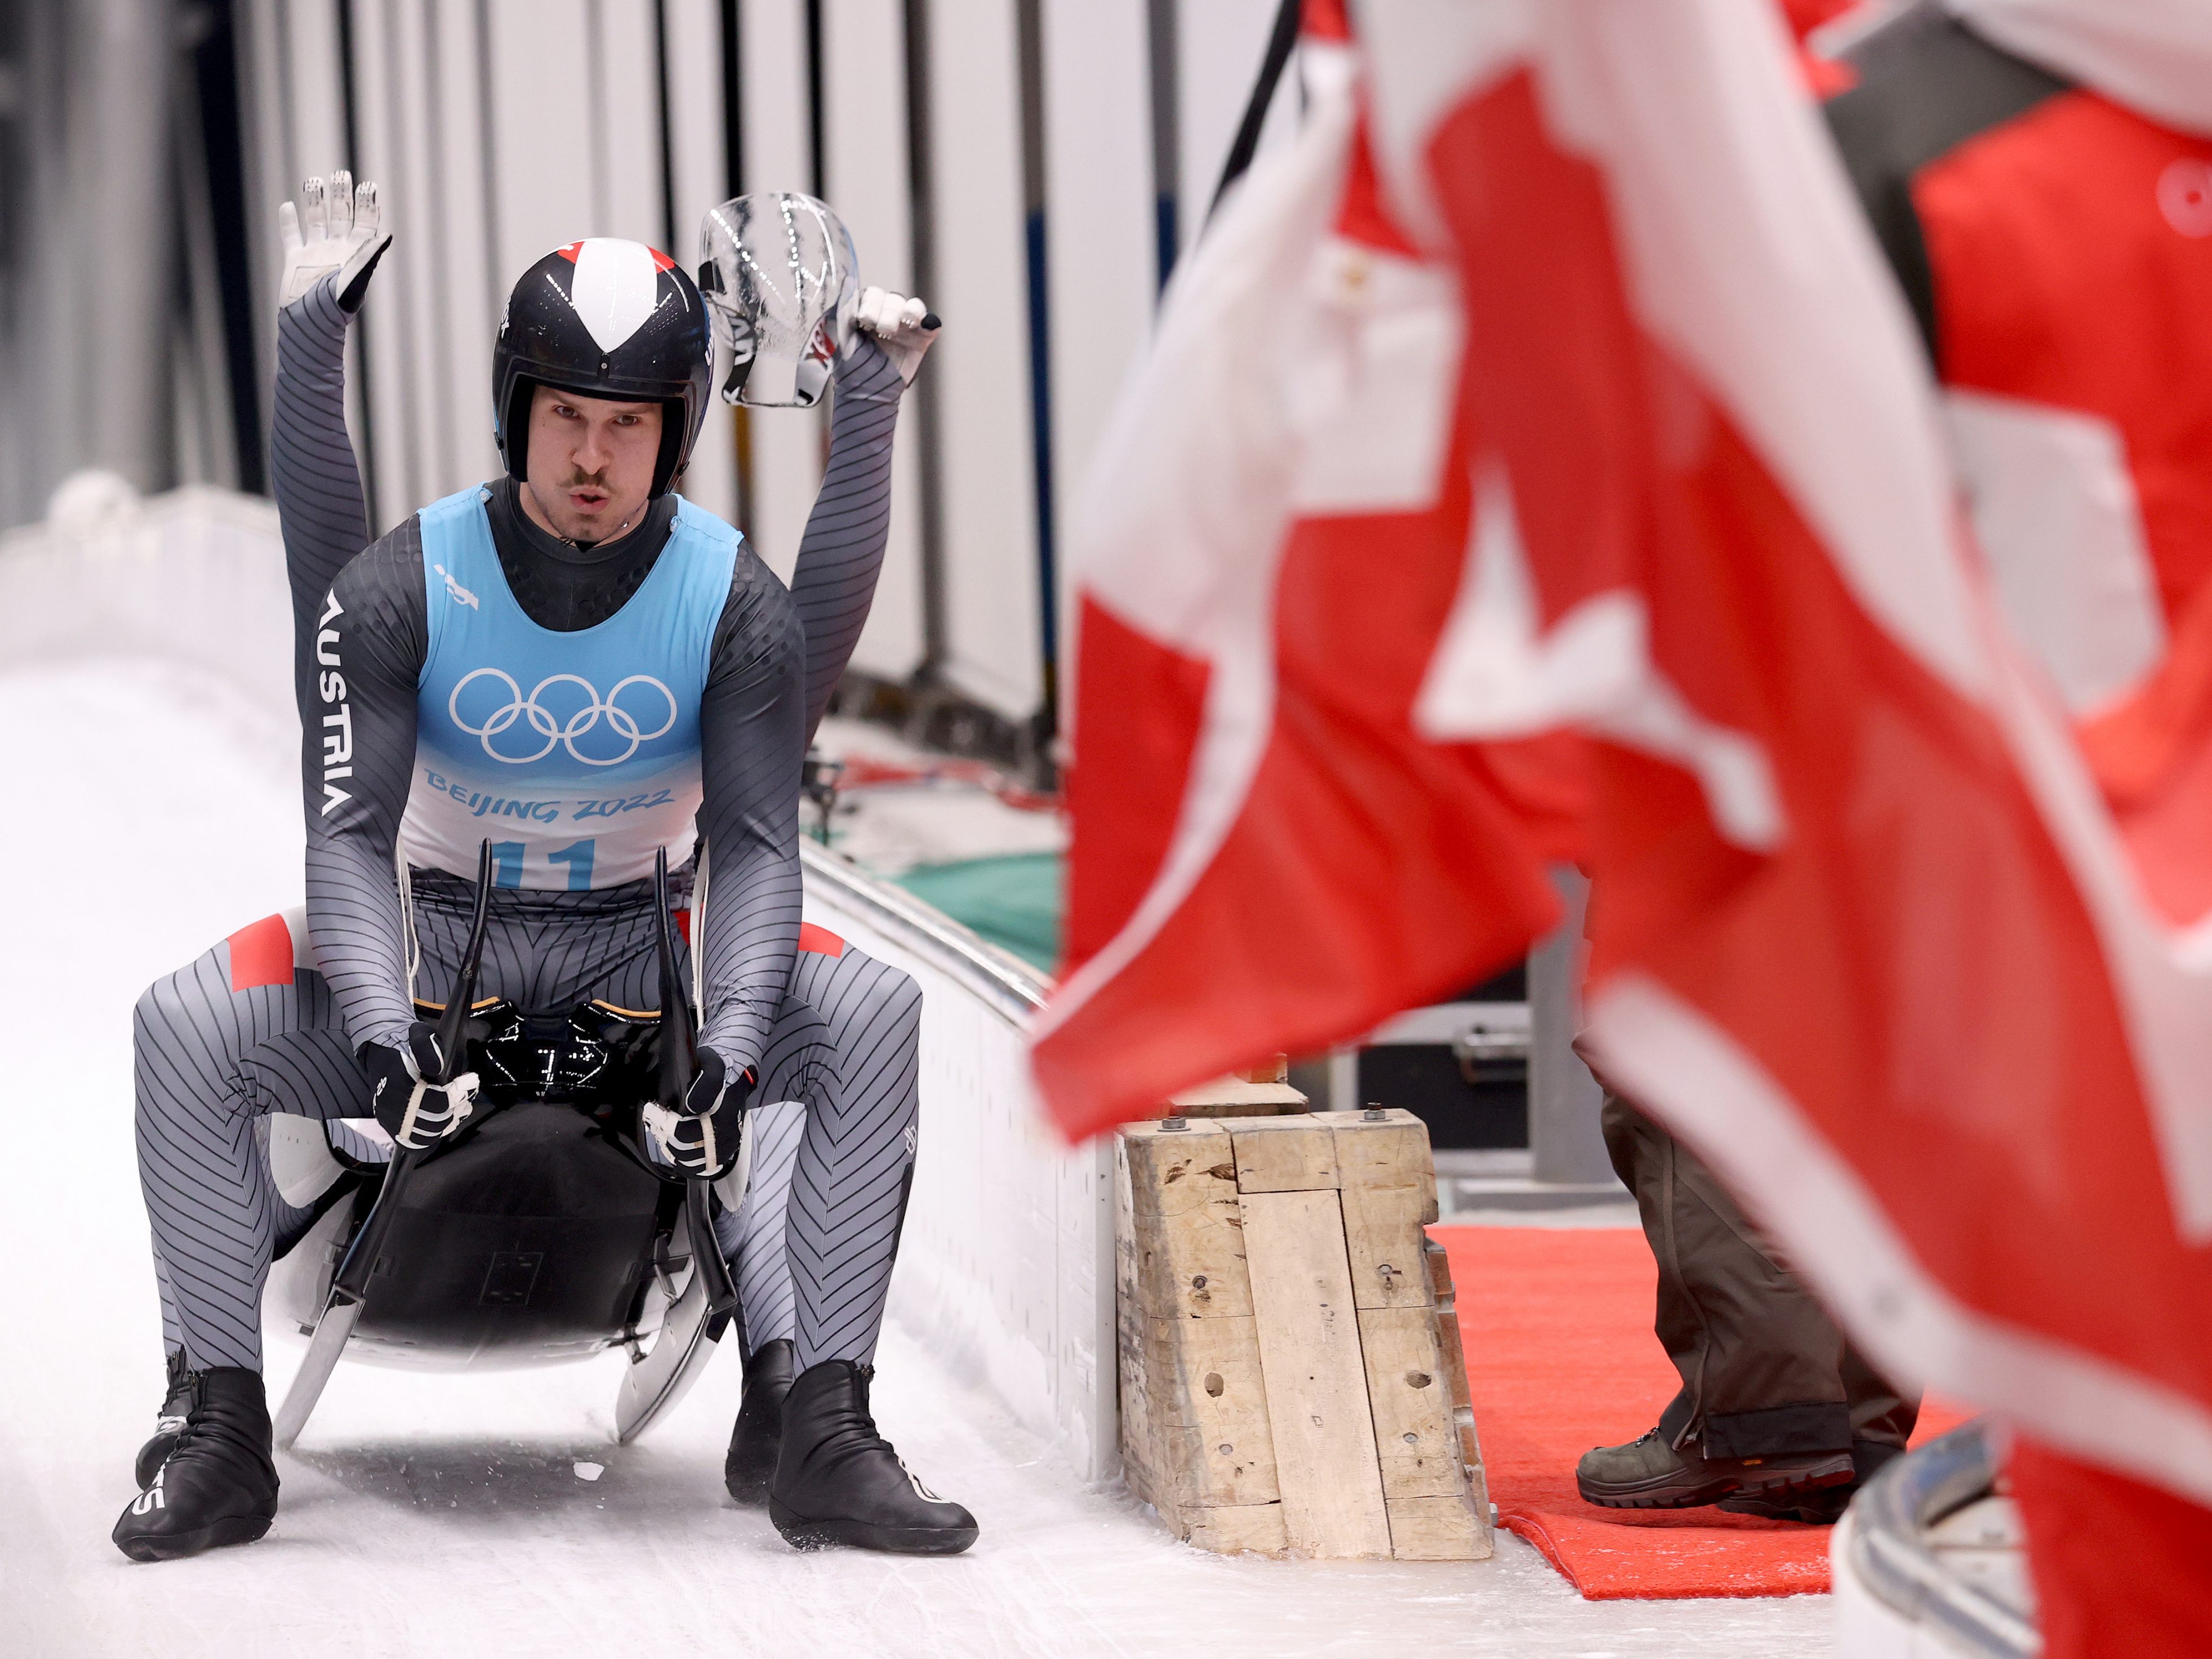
[697,192,857,408]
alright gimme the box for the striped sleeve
[789,336,907,741]
[695,550,808,1073]
[272,273,375,810]
[302,525,430,1054]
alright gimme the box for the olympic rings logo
[449,668,679,766]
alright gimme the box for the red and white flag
[1032,0,2212,1508]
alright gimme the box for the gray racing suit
[132,275,922,1374]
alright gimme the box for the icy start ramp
[0,490,1833,1656]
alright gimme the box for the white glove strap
[395,1070,478,1150]
[642,1101,719,1176]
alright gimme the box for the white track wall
[208,0,1305,737]
[0,490,1116,1483]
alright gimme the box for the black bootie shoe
[134,1350,195,1490]
[113,1367,279,1562]
[724,1338,795,1505]
[769,1359,977,1554]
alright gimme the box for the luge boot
[1575,1425,1853,1510]
[113,1367,279,1562]
[133,1350,195,1491]
[724,1338,795,1506]
[769,1359,977,1554]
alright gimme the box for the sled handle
[331,839,496,1306]
[655,847,741,1326]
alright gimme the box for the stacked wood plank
[1115,1108,1492,1560]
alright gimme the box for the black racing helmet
[492,238,712,498]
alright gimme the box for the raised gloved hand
[363,1022,479,1151]
[848,286,940,386]
[278,171,391,312]
[641,1047,754,1178]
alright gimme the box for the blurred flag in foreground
[1031,0,2212,1509]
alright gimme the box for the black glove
[362,1022,479,1150]
[643,1047,754,1177]
[684,1048,754,1119]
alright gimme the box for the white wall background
[217,0,1303,737]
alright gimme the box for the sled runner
[270,844,741,1449]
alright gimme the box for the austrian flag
[1031,0,2212,1517]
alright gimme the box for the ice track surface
[0,660,1834,1657]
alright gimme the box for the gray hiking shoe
[1716,1482,1855,1524]
[1713,1438,1900,1524]
[1575,1426,1854,1510]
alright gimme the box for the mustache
[560,467,611,491]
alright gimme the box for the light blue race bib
[398,486,739,890]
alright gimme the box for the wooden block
[1120,1119,1237,1217]
[1341,1184,1434,1310]
[1119,1122,1252,1319]
[1435,1295,1475,1417]
[1141,1315,1281,1509]
[1322,1108,1439,1224]
[1230,1115,1340,1193]
[1236,1053,1290,1086]
[1319,1108,1431,1187]
[1167,1074,1308,1118]
[1114,1137,1168,1519]
[1184,1503,1289,1556]
[1456,1407,1488,1496]
[1314,1115,1434,1309]
[1386,1493,1492,1562]
[1240,1189,1392,1558]
[1423,1235,1455,1303]
[1357,1306,1463,1500]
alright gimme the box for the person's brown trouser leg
[1840,1336,1919,1480]
[1601,1093,1916,1472]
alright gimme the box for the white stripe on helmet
[570,239,663,354]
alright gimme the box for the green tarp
[892,851,1063,973]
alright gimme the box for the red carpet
[1434,1225,1965,1600]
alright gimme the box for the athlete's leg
[121,912,370,1560]
[740,975,968,1550]
[762,939,970,1551]
[135,884,612,1376]
[718,1095,803,1504]
[133,914,370,1373]
[719,936,926,1514]
[783,936,921,1369]
[723,1101,804,1346]
[725,936,922,1358]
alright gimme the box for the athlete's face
[518,385,663,544]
